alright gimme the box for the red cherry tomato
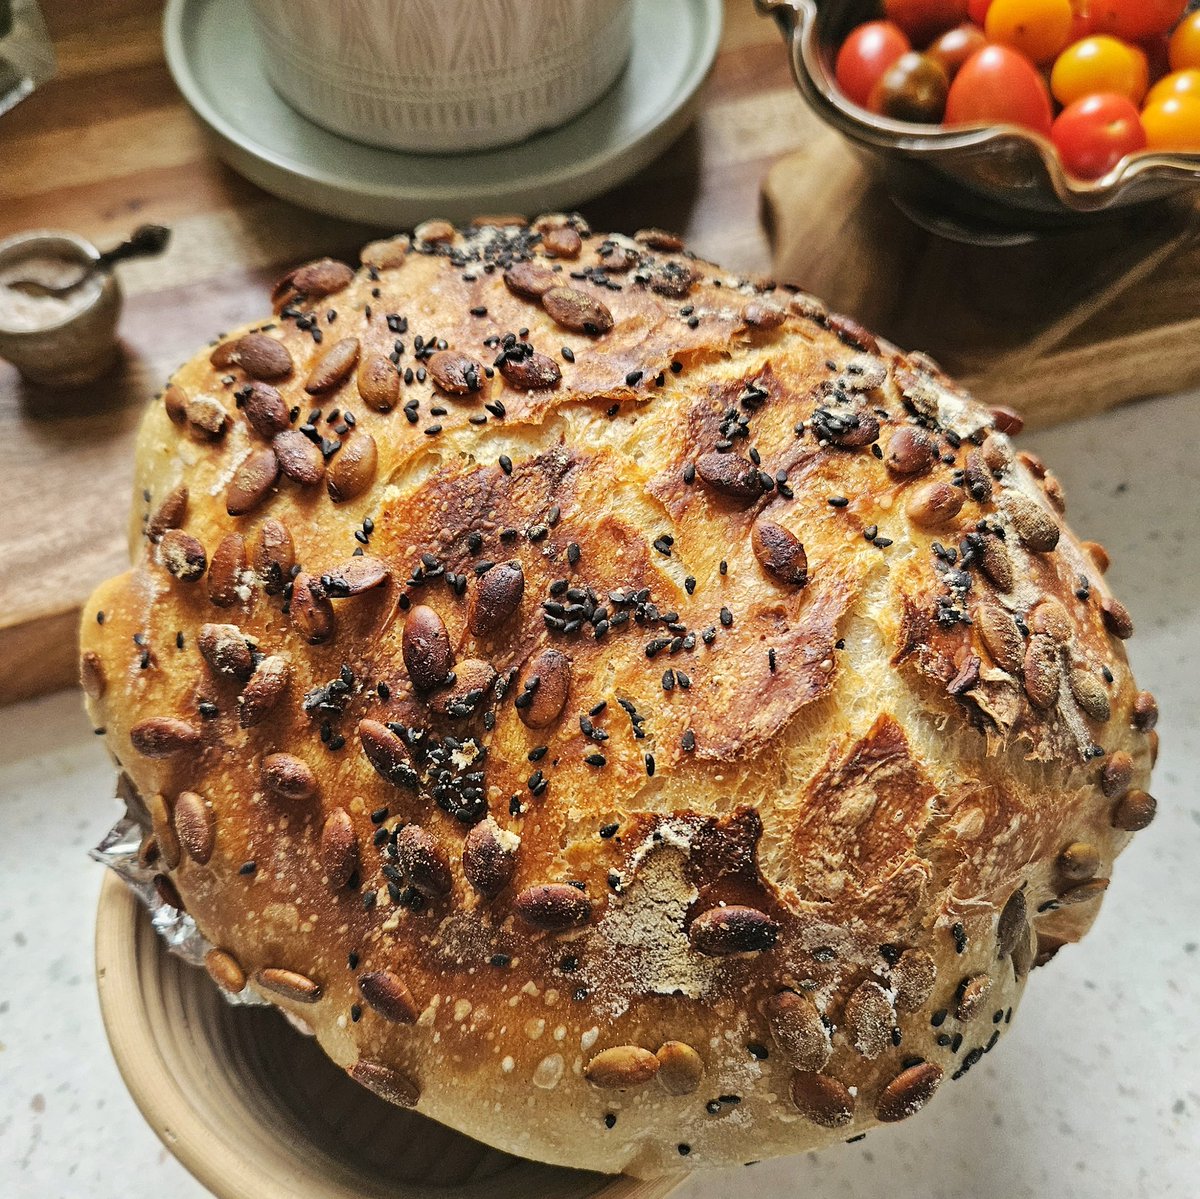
[1089,1,1185,41]
[836,21,912,107]
[883,0,970,46]
[927,23,989,78]
[1051,93,1146,178]
[1070,2,1097,40]
[945,44,1055,134]
[967,0,993,23]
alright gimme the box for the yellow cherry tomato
[1168,12,1200,72]
[1051,35,1149,106]
[1141,95,1200,151]
[986,0,1074,65]
[1146,69,1200,107]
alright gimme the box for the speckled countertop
[1,392,1197,1199]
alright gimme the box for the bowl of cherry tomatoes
[758,0,1200,236]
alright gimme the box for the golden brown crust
[82,216,1156,1176]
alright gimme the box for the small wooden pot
[95,873,678,1199]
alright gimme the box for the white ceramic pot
[248,0,635,155]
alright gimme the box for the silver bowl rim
[758,0,1200,211]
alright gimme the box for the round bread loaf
[81,215,1159,1176]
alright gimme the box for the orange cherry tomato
[986,0,1074,65]
[1050,35,1149,105]
[883,0,970,46]
[1090,1,1185,41]
[928,23,989,77]
[1147,69,1200,106]
[836,22,912,107]
[1168,13,1200,72]
[945,44,1055,134]
[1051,93,1146,178]
[1141,94,1200,150]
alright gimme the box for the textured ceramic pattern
[163,0,722,225]
[250,0,634,152]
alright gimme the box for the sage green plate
[163,0,722,226]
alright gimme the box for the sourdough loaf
[81,215,1158,1175]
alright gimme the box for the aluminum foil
[91,802,267,1007]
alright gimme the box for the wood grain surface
[1,0,1197,707]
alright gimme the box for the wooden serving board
[2,0,1199,707]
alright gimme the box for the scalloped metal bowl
[759,0,1200,237]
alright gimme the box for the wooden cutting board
[762,141,1200,425]
[2,0,1199,708]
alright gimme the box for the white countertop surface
[1,391,1197,1199]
